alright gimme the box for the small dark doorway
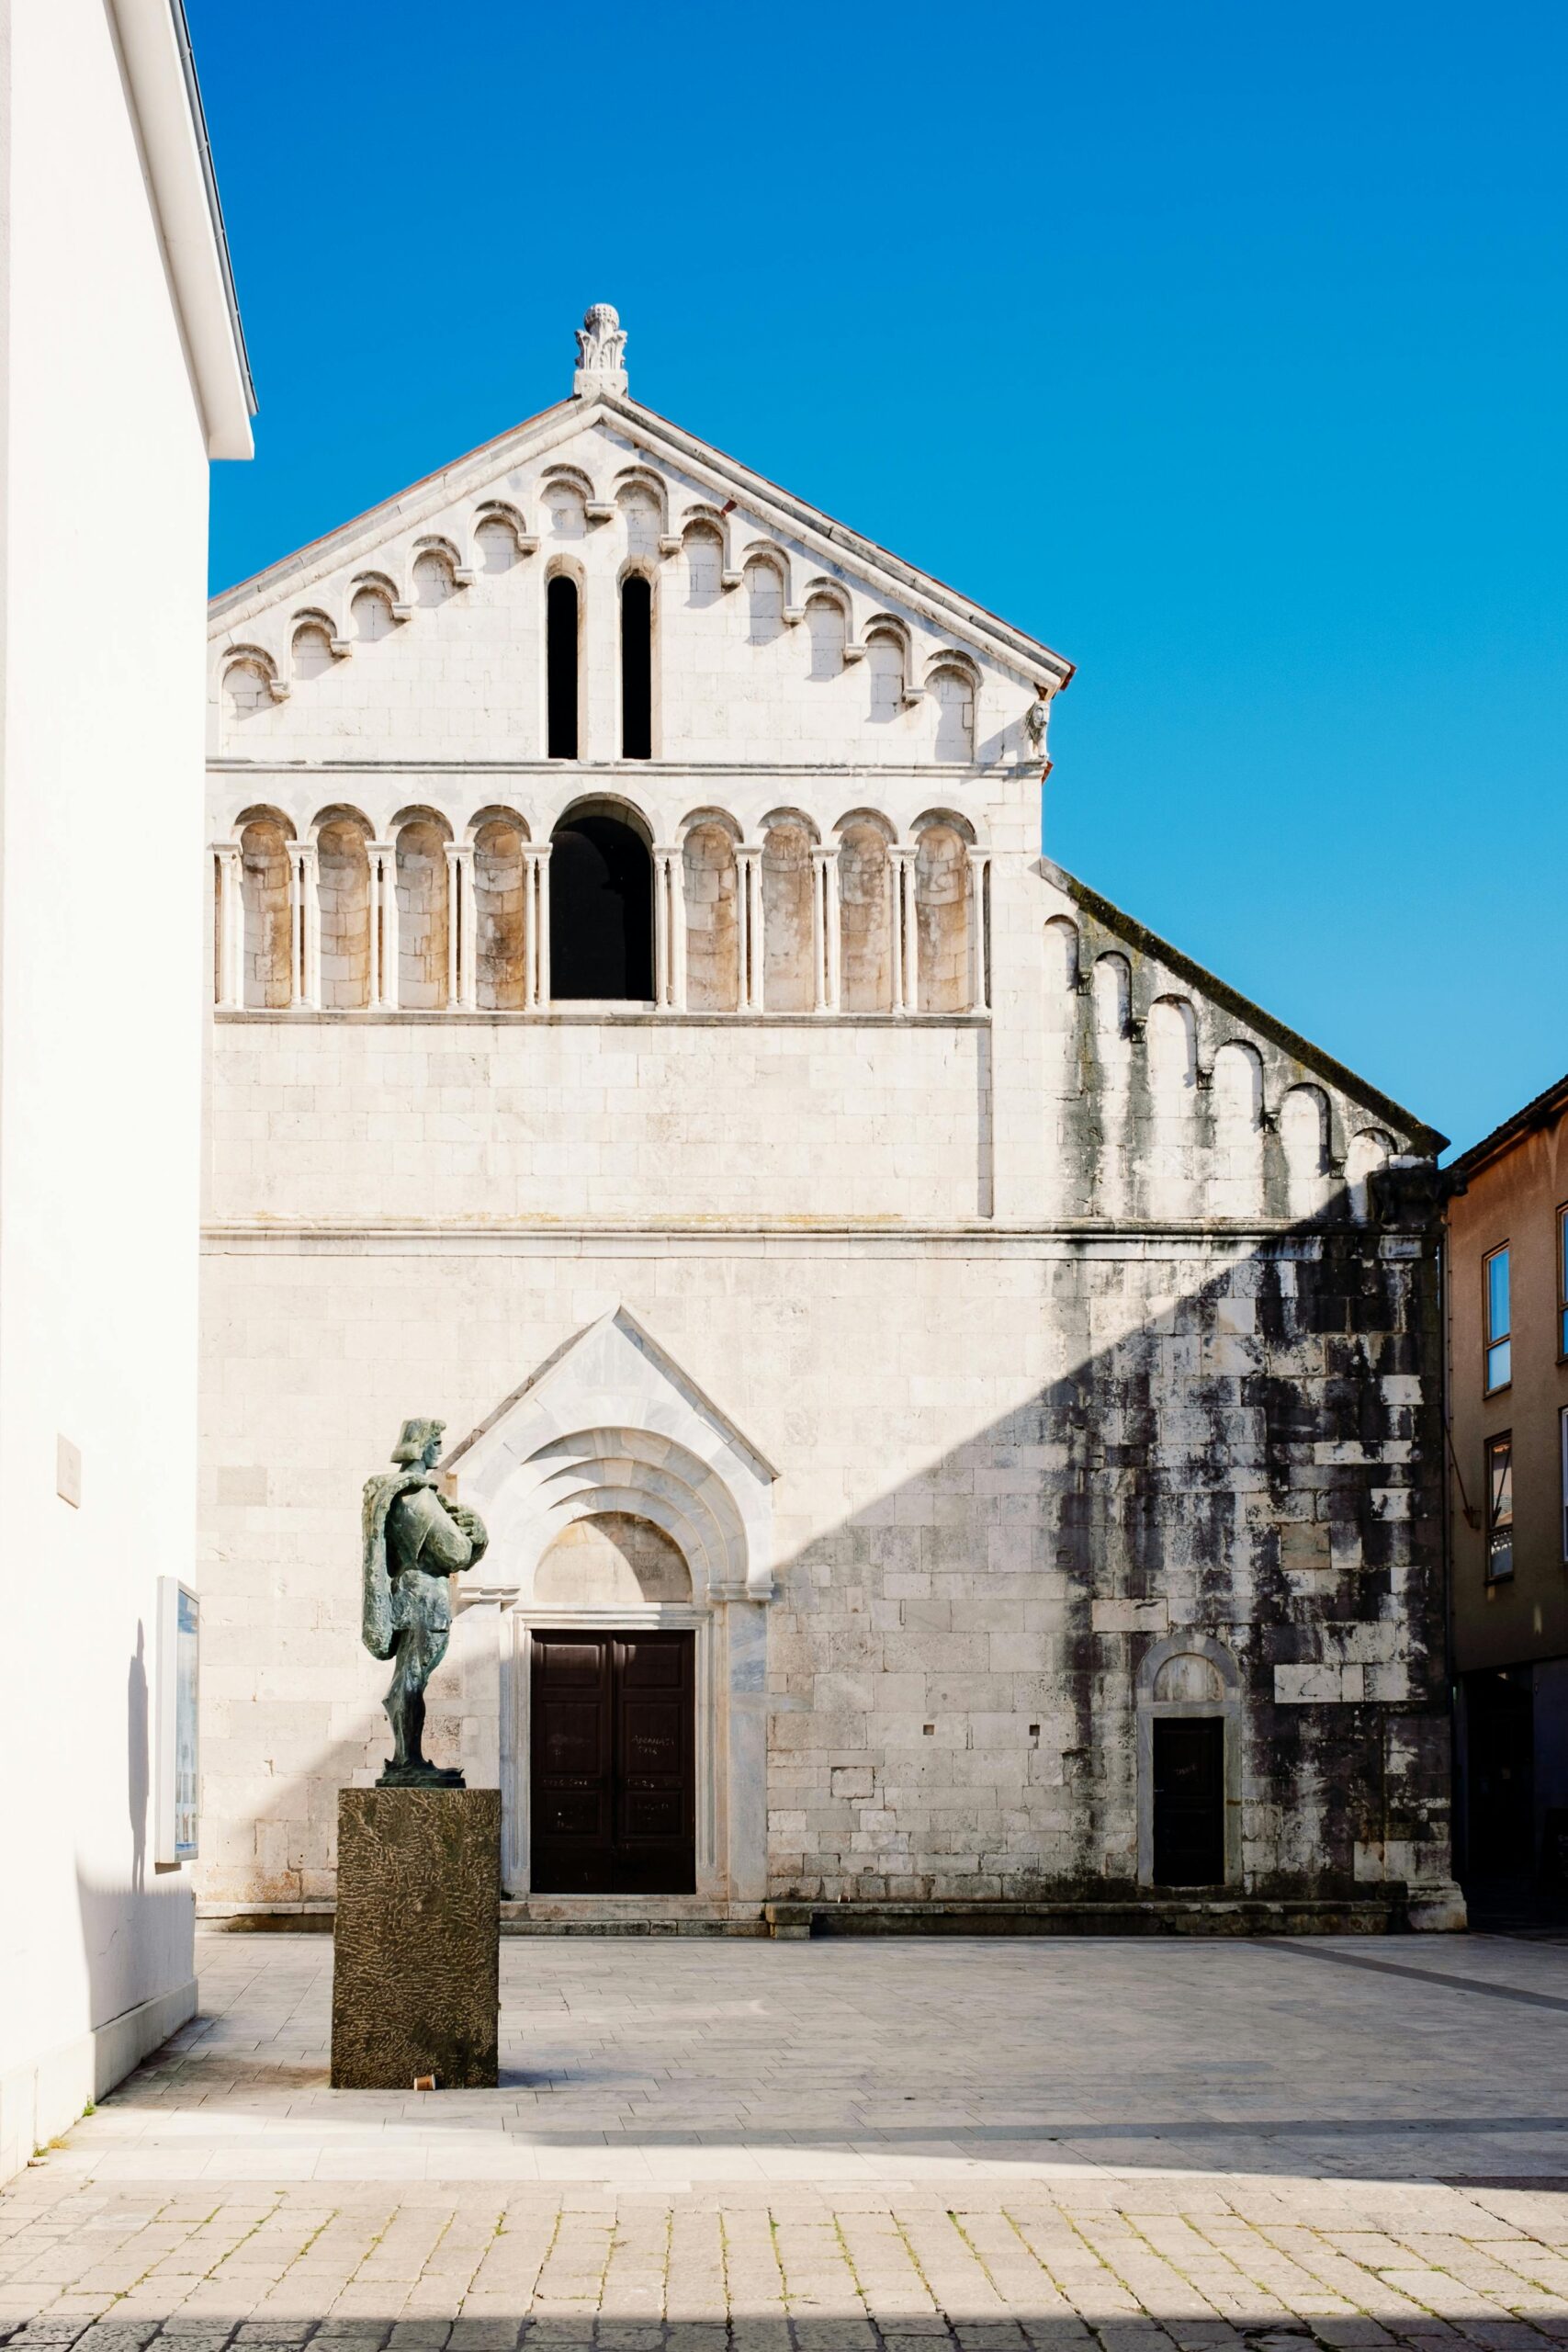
[1152,1716,1225,1886]
[547,575,579,759]
[549,812,653,999]
[531,1630,695,1894]
[1465,1668,1535,1883]
[621,576,652,759]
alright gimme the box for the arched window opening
[1212,1040,1266,1218]
[806,594,846,680]
[316,815,372,1010]
[475,818,527,1010]
[621,575,653,760]
[931,665,976,761]
[1346,1127,1393,1225]
[476,515,519,572]
[619,485,660,558]
[395,819,450,1011]
[240,820,291,1007]
[761,820,815,1012]
[545,479,587,537]
[914,823,969,1012]
[1148,996,1198,1093]
[351,586,394,642]
[684,525,723,607]
[1281,1084,1332,1218]
[413,549,455,606]
[746,559,784,646]
[1093,953,1132,1055]
[547,574,580,760]
[682,822,740,1012]
[839,824,893,1012]
[867,631,905,721]
[549,811,653,1001]
[223,658,271,718]
[291,622,334,680]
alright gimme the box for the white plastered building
[200,306,1462,1936]
[0,0,252,2181]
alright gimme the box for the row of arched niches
[213,797,1408,1224]
[215,797,993,1016]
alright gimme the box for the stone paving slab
[2,1937,1567,2351]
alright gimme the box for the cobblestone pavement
[3,1935,1567,2352]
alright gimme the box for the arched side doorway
[1136,1634,1243,1889]
[549,806,654,1001]
[442,1308,777,1907]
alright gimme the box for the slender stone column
[213,844,244,1009]
[522,842,551,1009]
[890,845,918,1014]
[652,846,684,1011]
[446,842,477,1010]
[288,840,321,1009]
[811,844,840,1012]
[738,844,763,1012]
[369,842,400,1011]
[966,846,992,1013]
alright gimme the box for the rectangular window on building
[1486,1432,1514,1582]
[1559,1205,1568,1360]
[1484,1245,1512,1393]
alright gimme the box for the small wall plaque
[155,1577,200,1864]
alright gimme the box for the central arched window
[547,574,580,759]
[549,808,653,1001]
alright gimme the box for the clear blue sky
[190,0,1566,1156]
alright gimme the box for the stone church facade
[199,305,1463,1932]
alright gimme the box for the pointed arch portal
[444,1306,776,1905]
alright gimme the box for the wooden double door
[530,1630,696,1894]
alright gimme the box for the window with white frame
[1484,1245,1512,1394]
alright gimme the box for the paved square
[4,1934,1568,2352]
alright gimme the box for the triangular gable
[209,387,1072,695]
[446,1303,777,1484]
[441,1306,777,1605]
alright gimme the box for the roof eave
[209,386,1073,686]
[112,0,254,459]
[1446,1071,1568,1183]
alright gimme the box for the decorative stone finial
[573,301,628,399]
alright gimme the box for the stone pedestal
[331,1787,501,2088]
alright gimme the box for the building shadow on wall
[209,1166,1449,1944]
[70,1621,194,2053]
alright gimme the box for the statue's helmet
[391,1417,446,1465]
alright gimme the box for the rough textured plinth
[331,1788,500,2088]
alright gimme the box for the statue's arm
[450,1502,489,1566]
[396,1485,477,1573]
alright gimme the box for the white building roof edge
[110,0,254,459]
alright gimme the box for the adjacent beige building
[1447,1073,1568,1911]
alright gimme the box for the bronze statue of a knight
[361,1418,489,1787]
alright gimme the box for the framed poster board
[155,1577,200,1865]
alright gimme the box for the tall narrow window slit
[621,576,652,760]
[547,575,580,760]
